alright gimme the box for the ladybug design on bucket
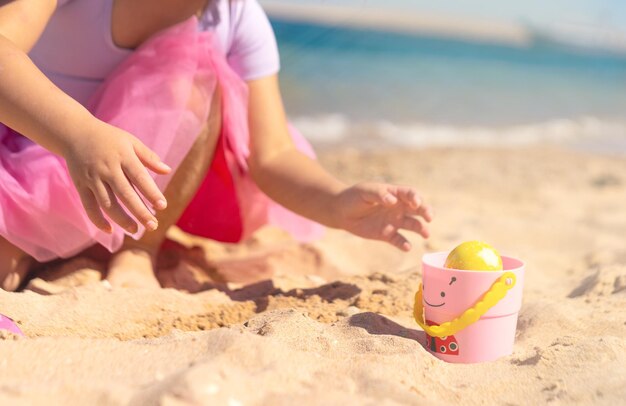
[425,320,459,355]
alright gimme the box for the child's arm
[248,75,433,251]
[0,0,170,233]
[0,0,56,51]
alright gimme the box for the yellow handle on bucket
[413,272,517,338]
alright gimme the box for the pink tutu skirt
[0,313,23,336]
[0,17,323,262]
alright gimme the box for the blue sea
[270,18,626,152]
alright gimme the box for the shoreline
[291,115,626,156]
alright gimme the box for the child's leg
[0,237,32,291]
[106,90,222,288]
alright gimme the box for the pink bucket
[417,252,524,363]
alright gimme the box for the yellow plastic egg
[444,241,503,271]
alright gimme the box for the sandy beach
[0,145,625,405]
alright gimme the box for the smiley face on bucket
[423,276,457,308]
[422,276,461,356]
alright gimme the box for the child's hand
[62,121,171,234]
[333,182,433,251]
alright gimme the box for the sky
[260,0,626,34]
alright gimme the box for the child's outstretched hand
[333,182,433,251]
[63,121,171,234]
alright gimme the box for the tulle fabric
[0,313,23,336]
[0,17,322,262]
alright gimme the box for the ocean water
[271,18,626,151]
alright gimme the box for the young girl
[0,0,432,291]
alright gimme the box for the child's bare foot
[106,247,161,289]
[0,237,33,291]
